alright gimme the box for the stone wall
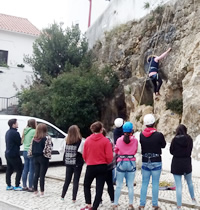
[92,0,200,142]
[86,0,172,48]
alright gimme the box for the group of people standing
[5,118,52,197]
[60,114,197,210]
[5,114,197,210]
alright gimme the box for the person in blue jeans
[139,114,166,210]
[113,118,124,185]
[22,119,37,192]
[170,124,196,210]
[113,122,138,210]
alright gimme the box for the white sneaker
[33,193,39,197]
[40,193,49,198]
[192,199,197,205]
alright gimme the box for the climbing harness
[142,153,160,160]
[117,155,136,172]
[142,153,161,171]
[119,155,135,159]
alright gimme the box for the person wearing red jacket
[81,121,113,210]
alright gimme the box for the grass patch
[148,16,155,22]
[104,23,130,42]
[155,5,165,14]
[143,2,150,10]
[166,99,183,115]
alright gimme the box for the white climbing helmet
[114,118,124,128]
[143,114,155,126]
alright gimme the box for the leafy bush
[143,2,150,10]
[0,62,9,68]
[50,67,118,136]
[155,5,164,14]
[17,83,53,122]
[166,99,183,115]
[18,67,118,136]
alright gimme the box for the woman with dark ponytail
[113,122,138,210]
[170,124,196,209]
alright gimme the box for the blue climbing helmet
[123,122,133,133]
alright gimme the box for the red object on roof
[0,13,40,36]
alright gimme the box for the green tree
[24,23,88,84]
[17,83,53,122]
[19,24,119,136]
[50,67,118,136]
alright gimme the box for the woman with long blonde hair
[61,125,84,202]
[29,123,52,197]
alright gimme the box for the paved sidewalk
[0,164,200,210]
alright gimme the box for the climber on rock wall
[147,48,171,98]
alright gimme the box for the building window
[0,50,8,66]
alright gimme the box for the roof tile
[0,13,40,36]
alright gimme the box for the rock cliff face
[92,0,200,142]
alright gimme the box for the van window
[37,122,65,138]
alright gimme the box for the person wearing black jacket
[5,118,23,191]
[170,124,196,210]
[113,118,124,145]
[28,123,52,197]
[139,114,166,210]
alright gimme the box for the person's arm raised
[154,48,171,62]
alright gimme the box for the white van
[0,115,67,167]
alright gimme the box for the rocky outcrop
[93,0,200,142]
[182,60,200,138]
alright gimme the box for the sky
[0,0,110,32]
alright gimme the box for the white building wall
[0,30,37,97]
[86,0,173,48]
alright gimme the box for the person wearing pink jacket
[113,122,138,210]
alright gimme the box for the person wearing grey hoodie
[22,119,37,192]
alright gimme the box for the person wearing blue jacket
[5,118,23,191]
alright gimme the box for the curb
[46,175,200,209]
[0,199,24,210]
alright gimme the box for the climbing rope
[138,2,171,106]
